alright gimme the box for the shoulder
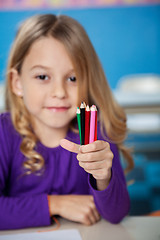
[0,112,21,178]
[0,111,11,123]
[0,112,14,132]
[0,112,19,145]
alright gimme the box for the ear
[10,69,23,97]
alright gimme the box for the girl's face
[12,37,78,135]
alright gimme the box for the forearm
[0,195,50,230]
[89,171,130,223]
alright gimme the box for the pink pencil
[94,107,97,141]
[89,105,96,143]
[85,105,90,145]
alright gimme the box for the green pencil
[76,107,82,145]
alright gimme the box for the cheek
[22,88,42,111]
[69,87,78,105]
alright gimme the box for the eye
[36,75,49,81]
[67,76,77,82]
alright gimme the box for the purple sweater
[0,112,130,230]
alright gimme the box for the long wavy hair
[5,14,134,174]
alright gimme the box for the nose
[50,80,66,99]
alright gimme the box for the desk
[0,217,160,240]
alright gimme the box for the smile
[46,106,70,112]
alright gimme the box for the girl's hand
[48,195,100,225]
[60,139,113,190]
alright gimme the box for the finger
[80,140,110,153]
[89,203,101,223]
[88,213,97,225]
[60,139,80,153]
[79,159,109,171]
[92,209,101,222]
[83,207,98,226]
[82,216,92,226]
[77,148,113,163]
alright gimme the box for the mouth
[46,106,70,113]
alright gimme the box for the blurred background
[0,0,160,216]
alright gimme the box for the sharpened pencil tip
[80,102,85,108]
[86,105,90,111]
[76,107,80,114]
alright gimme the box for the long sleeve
[0,113,51,230]
[0,195,50,230]
[88,136,130,223]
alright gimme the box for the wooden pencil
[94,105,97,141]
[84,105,90,145]
[80,102,85,145]
[76,107,82,145]
[89,105,96,143]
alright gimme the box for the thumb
[60,139,80,154]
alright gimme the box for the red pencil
[85,105,90,145]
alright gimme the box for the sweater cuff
[40,194,51,226]
[88,169,115,196]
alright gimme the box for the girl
[0,14,133,230]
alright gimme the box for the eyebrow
[30,65,75,75]
[30,65,50,71]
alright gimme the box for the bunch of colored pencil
[76,102,97,145]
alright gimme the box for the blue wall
[0,5,160,89]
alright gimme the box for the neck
[34,124,69,148]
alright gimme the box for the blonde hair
[5,14,133,174]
